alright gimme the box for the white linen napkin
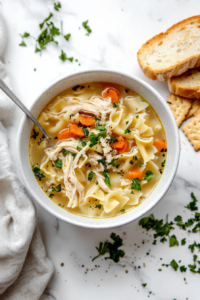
[0,13,53,300]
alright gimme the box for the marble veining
[1,0,200,299]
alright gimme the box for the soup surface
[29,82,167,218]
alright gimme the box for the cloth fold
[0,13,53,300]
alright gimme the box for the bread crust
[137,15,200,81]
[168,77,200,99]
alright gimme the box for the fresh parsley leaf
[124,127,131,134]
[49,193,54,198]
[96,204,102,209]
[152,240,157,245]
[120,209,125,213]
[142,284,147,287]
[32,165,46,179]
[136,115,139,119]
[95,123,106,131]
[188,264,197,273]
[54,159,63,168]
[32,129,39,140]
[81,141,87,147]
[64,33,71,41]
[181,238,186,246]
[88,171,95,181]
[102,170,111,186]
[117,172,123,176]
[98,159,106,166]
[169,235,179,247]
[143,170,154,181]
[194,255,198,262]
[59,50,67,61]
[88,132,99,147]
[180,266,187,272]
[54,2,61,11]
[52,184,61,192]
[107,137,118,143]
[83,127,89,137]
[188,241,198,253]
[39,12,53,29]
[77,146,82,151]
[19,41,27,46]
[113,102,118,108]
[62,149,69,155]
[82,20,92,36]
[129,160,133,165]
[170,259,179,271]
[21,32,30,38]
[92,233,125,263]
[160,237,167,243]
[185,193,198,211]
[107,158,120,168]
[131,178,141,191]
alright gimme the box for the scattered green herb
[124,127,131,134]
[185,193,198,211]
[32,165,46,179]
[49,193,54,198]
[52,184,61,192]
[170,259,179,271]
[169,235,179,247]
[113,102,118,108]
[64,33,71,41]
[77,146,82,151]
[32,129,39,140]
[143,170,154,181]
[82,20,92,36]
[88,171,95,181]
[54,2,61,11]
[120,209,125,213]
[131,178,141,191]
[83,127,89,137]
[54,159,63,168]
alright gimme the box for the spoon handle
[0,79,51,142]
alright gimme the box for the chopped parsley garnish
[59,50,73,62]
[131,178,141,191]
[92,233,125,263]
[167,101,172,104]
[160,237,167,243]
[52,184,61,192]
[170,259,179,271]
[32,165,46,180]
[124,127,131,134]
[193,254,198,262]
[142,284,147,287]
[188,264,197,273]
[113,102,118,108]
[88,171,95,181]
[185,192,198,211]
[107,158,120,168]
[180,266,187,272]
[81,141,87,147]
[88,132,99,148]
[21,32,30,38]
[32,129,39,140]
[19,41,27,47]
[169,235,179,247]
[181,238,186,246]
[64,33,71,41]
[152,240,157,245]
[54,159,63,168]
[136,115,139,118]
[126,121,129,124]
[143,170,154,181]
[102,170,111,186]
[58,203,61,206]
[49,193,54,198]
[140,163,144,167]
[72,85,80,91]
[62,150,69,155]
[117,172,123,176]
[129,160,133,165]
[82,20,92,36]
[88,126,107,147]
[54,2,61,11]
[96,204,102,209]
[77,146,82,151]
[107,137,118,143]
[98,159,106,166]
[83,127,89,137]
[95,123,106,131]
[120,209,125,213]
[130,191,134,194]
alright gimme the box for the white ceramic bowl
[17,70,180,228]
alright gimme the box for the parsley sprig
[92,233,125,263]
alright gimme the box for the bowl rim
[17,69,180,228]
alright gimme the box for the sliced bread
[168,67,200,98]
[137,15,200,81]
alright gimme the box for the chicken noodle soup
[29,82,167,218]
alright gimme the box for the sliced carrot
[153,139,166,151]
[102,87,119,103]
[117,138,129,153]
[79,115,95,127]
[57,128,74,140]
[127,169,143,181]
[110,136,125,149]
[69,124,85,137]
[111,136,129,153]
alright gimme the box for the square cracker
[182,113,200,151]
[166,94,192,127]
[186,99,200,119]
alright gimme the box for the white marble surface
[1,0,200,299]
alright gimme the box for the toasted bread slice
[168,68,200,98]
[137,16,200,81]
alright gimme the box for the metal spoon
[0,79,51,142]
